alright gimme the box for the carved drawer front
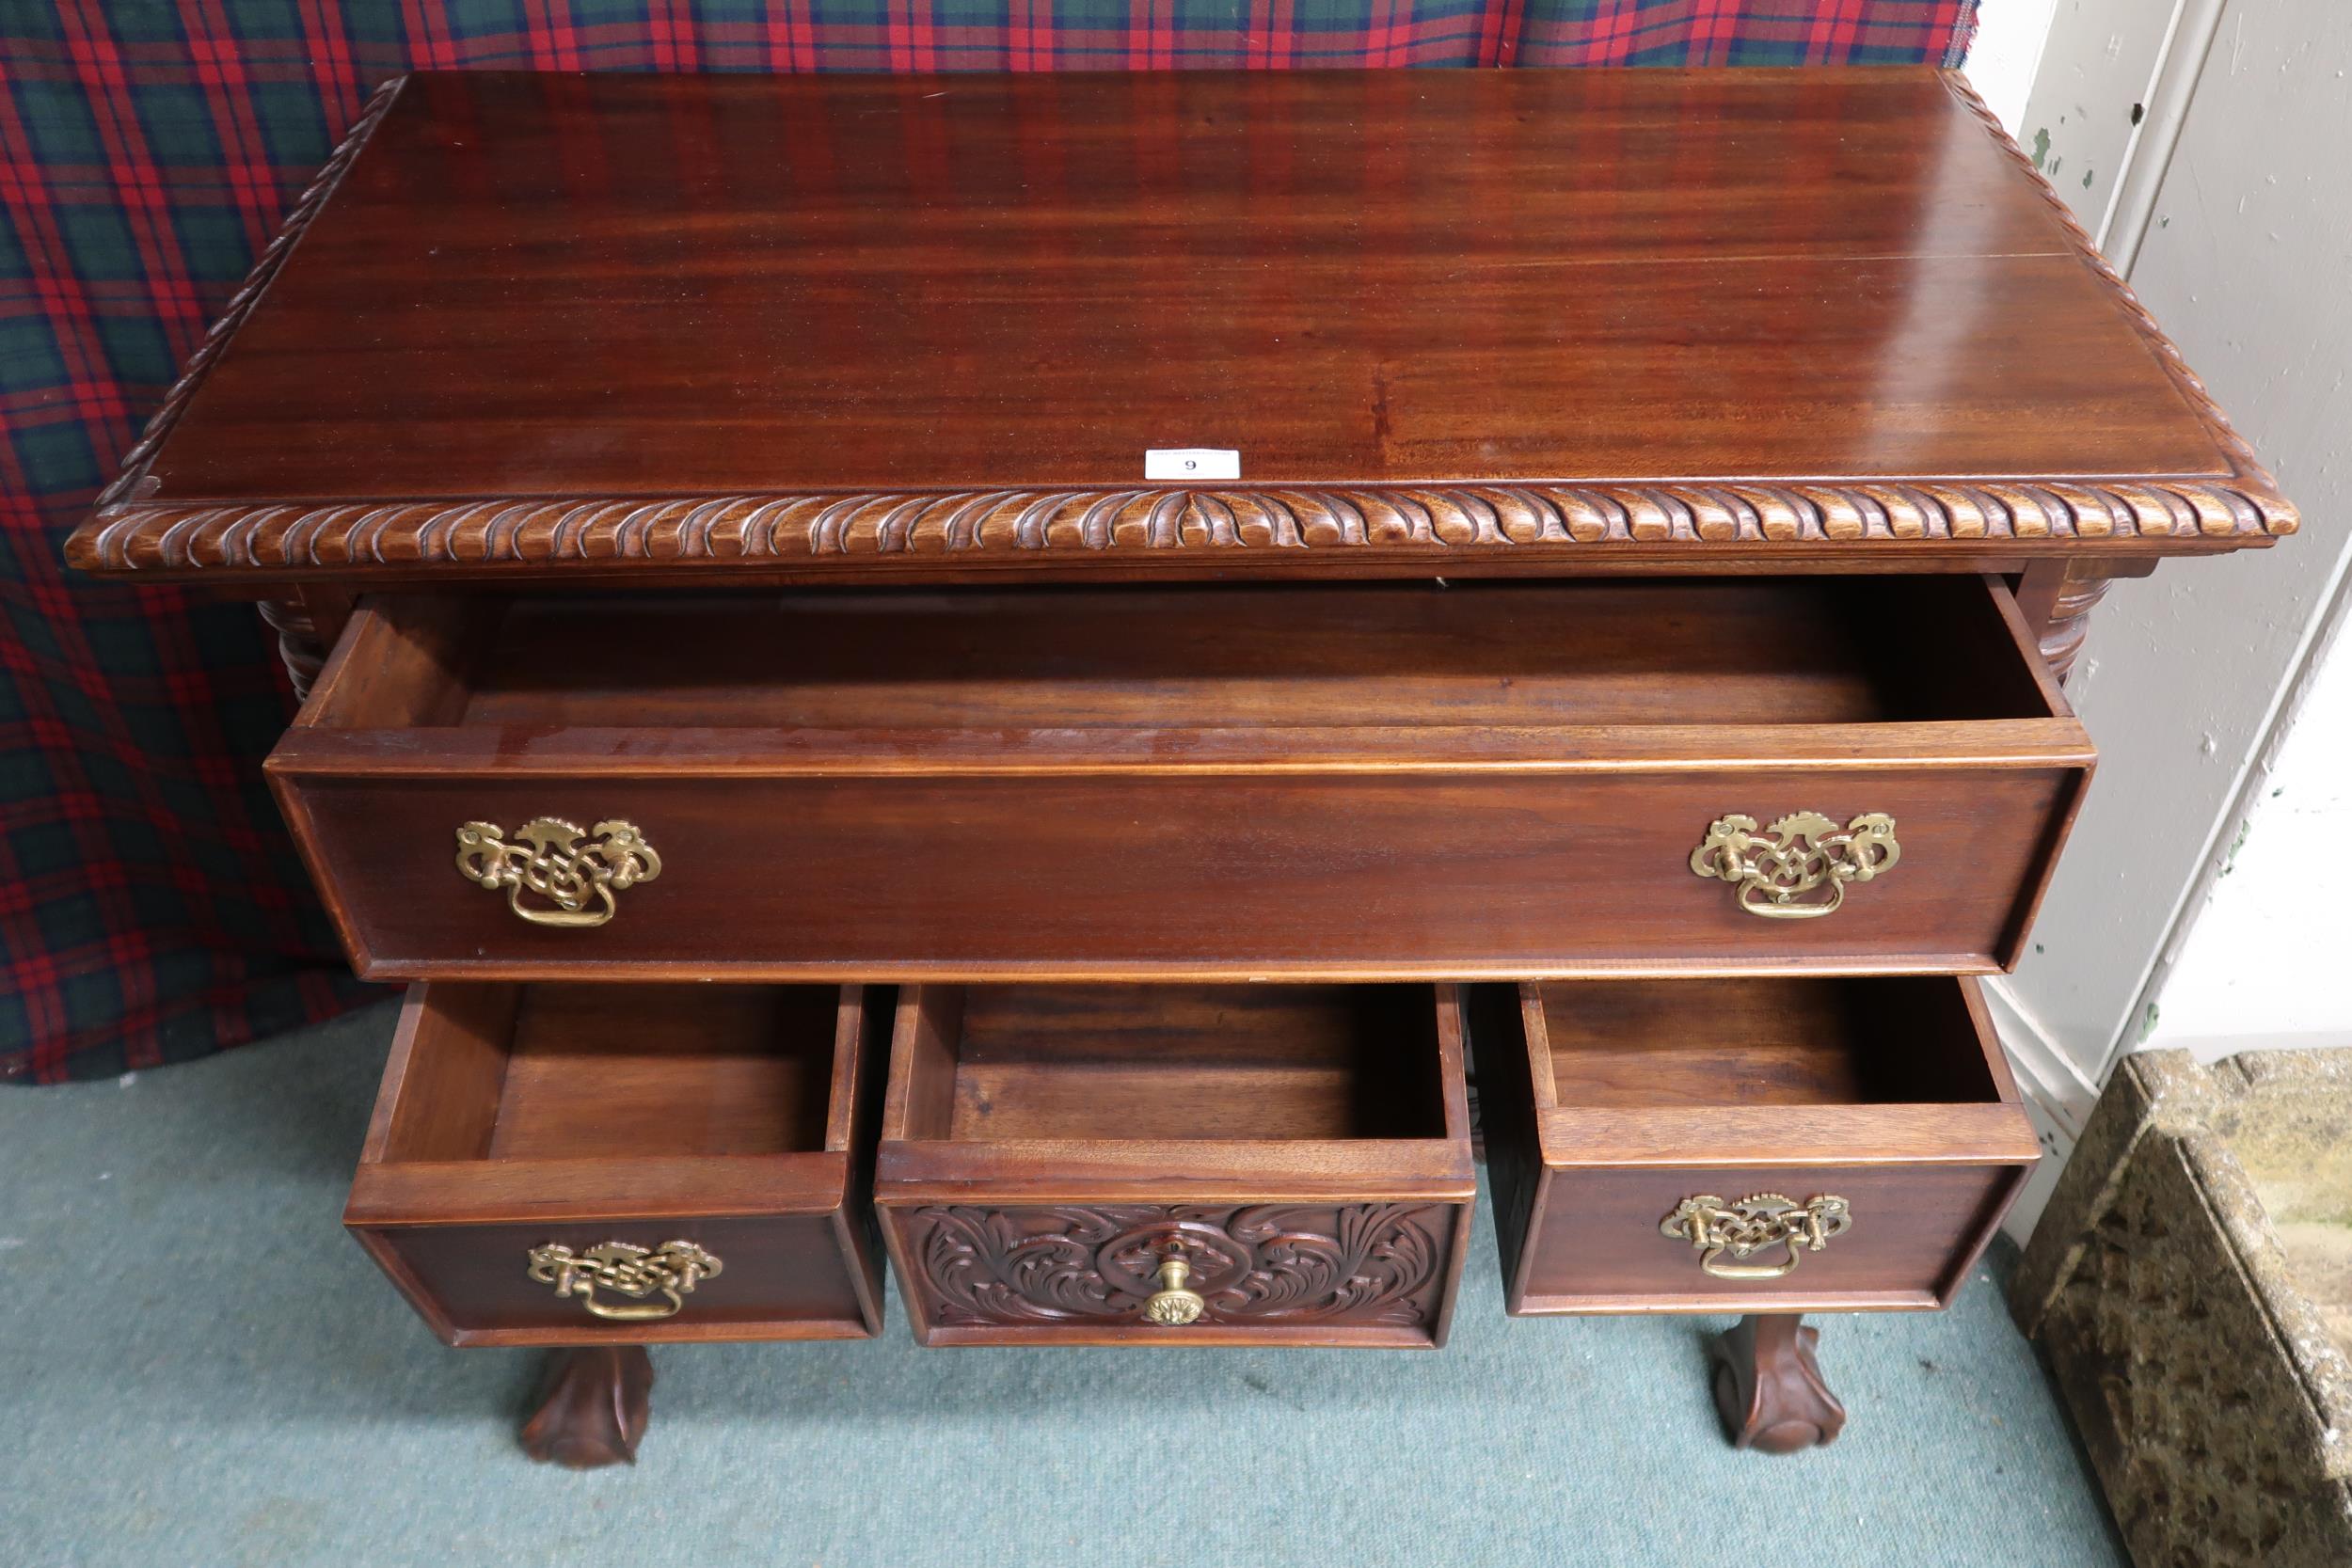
[1476,977,2038,1315]
[268,576,2090,984]
[874,983,1477,1347]
[898,1203,1466,1342]
[344,981,888,1346]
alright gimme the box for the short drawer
[874,983,1476,1347]
[345,982,887,1346]
[267,577,2090,982]
[1475,976,2038,1315]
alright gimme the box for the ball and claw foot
[1710,1313,1846,1453]
[520,1346,654,1467]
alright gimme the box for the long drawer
[268,577,2091,980]
[1474,976,2040,1314]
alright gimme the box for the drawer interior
[1530,977,2005,1112]
[373,984,847,1164]
[890,984,1453,1146]
[1487,976,2037,1317]
[307,577,2061,735]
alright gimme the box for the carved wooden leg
[1710,1313,1846,1453]
[519,1346,654,1467]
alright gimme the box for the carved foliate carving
[909,1204,1452,1329]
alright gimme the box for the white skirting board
[1981,977,2102,1243]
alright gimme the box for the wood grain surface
[69,68,2293,585]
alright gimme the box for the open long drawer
[268,576,2091,981]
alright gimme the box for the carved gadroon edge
[65,71,2294,580]
[91,75,406,519]
[71,469,2294,578]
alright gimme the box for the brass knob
[1142,1256,1205,1325]
[526,1240,722,1321]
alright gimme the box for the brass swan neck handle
[526,1240,722,1321]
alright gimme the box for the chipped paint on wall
[2016,2,2182,243]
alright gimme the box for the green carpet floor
[3,1000,2124,1568]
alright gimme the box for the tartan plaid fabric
[0,2,1978,1084]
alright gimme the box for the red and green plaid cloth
[0,2,1978,1083]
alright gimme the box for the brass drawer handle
[455,817,661,928]
[1142,1256,1205,1326]
[1661,1194,1851,1280]
[526,1241,723,1322]
[1690,812,1899,919]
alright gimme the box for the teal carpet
[3,1002,2124,1568]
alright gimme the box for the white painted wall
[2125,0,2352,1064]
[2013,0,2212,252]
[1991,0,2352,1232]
[2150,616,2352,1059]
[1964,0,2060,133]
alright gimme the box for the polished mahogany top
[71,68,2293,584]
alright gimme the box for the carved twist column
[2033,575,2117,686]
[2015,560,2152,687]
[254,589,352,701]
[1710,1313,1847,1452]
[519,1346,655,1468]
[255,598,327,700]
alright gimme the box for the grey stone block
[2012,1048,2352,1567]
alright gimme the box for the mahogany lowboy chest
[66,66,2293,1464]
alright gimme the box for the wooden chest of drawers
[66,66,2294,1464]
